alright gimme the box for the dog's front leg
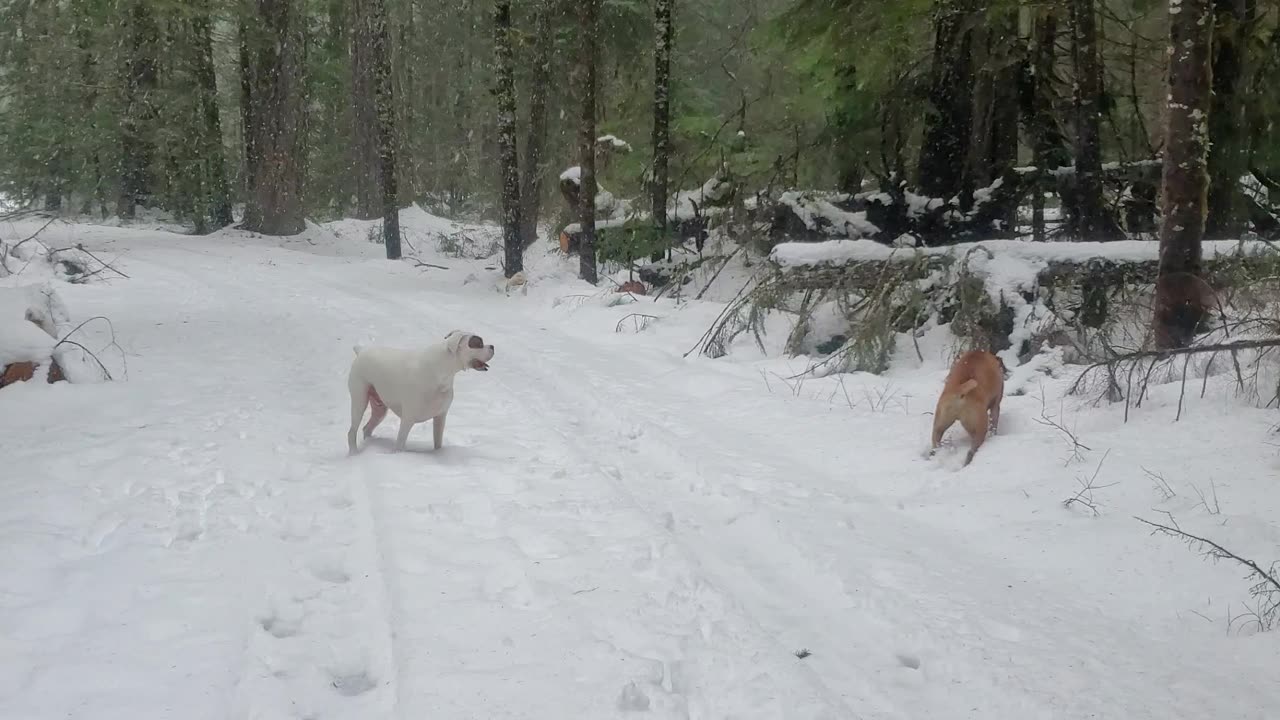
[432,413,446,450]
[395,419,415,451]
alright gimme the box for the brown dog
[931,350,1004,466]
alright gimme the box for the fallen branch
[684,276,759,357]
[1,216,59,272]
[1071,337,1280,395]
[615,313,659,334]
[52,315,127,381]
[694,247,743,301]
[72,243,129,278]
[409,259,449,270]
[1136,516,1280,630]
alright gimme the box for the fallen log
[769,239,1280,294]
[759,238,1280,360]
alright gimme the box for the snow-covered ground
[1,211,1277,719]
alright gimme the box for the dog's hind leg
[930,405,954,454]
[363,389,388,438]
[348,390,369,454]
[961,412,989,466]
[432,413,446,450]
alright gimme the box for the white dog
[346,330,495,454]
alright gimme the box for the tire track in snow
[122,253,405,720]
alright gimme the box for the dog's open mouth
[471,359,490,371]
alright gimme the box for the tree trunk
[650,0,674,260]
[519,0,555,250]
[575,0,600,284]
[238,16,260,229]
[1069,0,1122,240]
[352,0,381,219]
[1028,9,1059,242]
[193,0,233,230]
[1155,0,1213,349]
[918,0,975,200]
[74,4,106,216]
[369,0,400,258]
[989,13,1020,179]
[494,0,521,276]
[118,0,159,219]
[963,22,995,208]
[399,2,419,203]
[1205,0,1254,239]
[242,0,306,236]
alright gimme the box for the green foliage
[596,221,671,266]
[4,0,1267,235]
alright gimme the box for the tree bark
[242,0,306,236]
[118,0,159,219]
[918,0,975,200]
[193,0,233,230]
[370,0,400,258]
[575,0,599,284]
[494,0,521,276]
[352,0,381,220]
[650,0,674,260]
[1205,0,1254,239]
[238,15,260,229]
[1155,0,1214,349]
[519,0,555,250]
[1069,0,1122,240]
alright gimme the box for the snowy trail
[319,264,1278,719]
[2,224,1278,720]
[400,298,1275,720]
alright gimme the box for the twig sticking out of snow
[1062,450,1113,516]
[1144,467,1178,501]
[1033,385,1091,466]
[53,315,127,381]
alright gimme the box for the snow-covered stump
[693,238,1280,372]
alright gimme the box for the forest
[1,0,1278,350]
[4,2,1280,713]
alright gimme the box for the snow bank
[311,204,502,261]
[0,288,55,366]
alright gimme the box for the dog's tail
[955,379,979,398]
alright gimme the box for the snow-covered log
[763,238,1280,358]
[0,284,108,390]
[1,286,65,388]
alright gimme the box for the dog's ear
[444,331,468,354]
